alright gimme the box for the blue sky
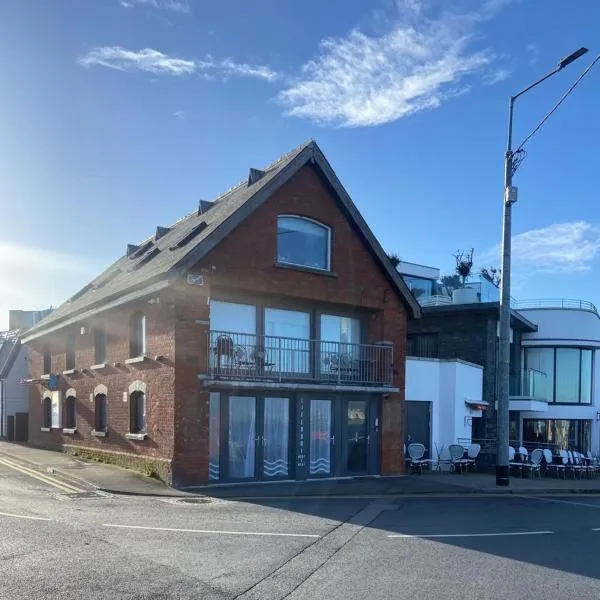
[1,0,599,330]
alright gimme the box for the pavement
[3,441,600,499]
[2,459,600,599]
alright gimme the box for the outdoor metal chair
[448,444,467,473]
[543,448,565,479]
[565,451,585,479]
[586,452,600,478]
[509,446,522,477]
[407,443,428,474]
[464,443,481,472]
[523,449,543,479]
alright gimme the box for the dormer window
[277,215,331,271]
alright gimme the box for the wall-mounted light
[80,326,87,335]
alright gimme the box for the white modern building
[405,357,484,458]
[517,301,600,455]
[399,258,600,458]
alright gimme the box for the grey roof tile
[24,139,419,341]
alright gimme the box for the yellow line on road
[0,457,82,494]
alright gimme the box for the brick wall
[27,162,411,484]
[28,293,176,478]
[173,163,410,480]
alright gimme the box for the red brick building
[23,141,420,487]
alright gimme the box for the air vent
[129,241,153,259]
[170,221,207,250]
[127,244,139,257]
[133,247,160,269]
[248,168,266,186]
[155,226,170,240]
[198,200,214,215]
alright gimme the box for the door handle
[331,435,335,446]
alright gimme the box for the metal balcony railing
[207,330,394,386]
[513,299,598,313]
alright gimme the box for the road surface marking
[103,523,321,538]
[0,457,82,494]
[388,530,554,539]
[0,511,52,521]
[527,496,600,509]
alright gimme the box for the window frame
[43,396,52,428]
[276,215,332,272]
[524,346,594,405]
[129,312,147,358]
[64,395,76,429]
[94,393,108,432]
[130,390,146,434]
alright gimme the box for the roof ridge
[134,139,316,245]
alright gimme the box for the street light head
[558,47,589,70]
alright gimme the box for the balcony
[512,299,598,314]
[206,330,394,388]
[508,368,548,412]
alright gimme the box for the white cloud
[173,110,186,119]
[480,221,600,274]
[78,47,279,82]
[79,47,196,75]
[483,67,511,85]
[527,43,539,65]
[0,242,102,331]
[277,0,510,127]
[119,0,191,13]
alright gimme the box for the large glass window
[210,300,256,334]
[524,347,554,402]
[523,419,592,452]
[555,348,581,403]
[277,216,330,271]
[580,350,593,405]
[320,315,360,345]
[524,347,593,405]
[265,308,310,373]
[403,276,433,301]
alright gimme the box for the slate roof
[23,140,420,342]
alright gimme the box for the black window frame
[64,395,76,429]
[524,346,594,405]
[43,396,52,428]
[129,312,146,358]
[130,391,146,434]
[94,393,107,432]
[94,327,107,364]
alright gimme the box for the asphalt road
[2,461,600,599]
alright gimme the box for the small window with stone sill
[129,312,147,358]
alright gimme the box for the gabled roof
[23,140,419,342]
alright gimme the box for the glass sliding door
[309,399,333,477]
[228,396,256,479]
[264,308,310,375]
[262,397,290,479]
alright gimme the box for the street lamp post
[496,47,590,487]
